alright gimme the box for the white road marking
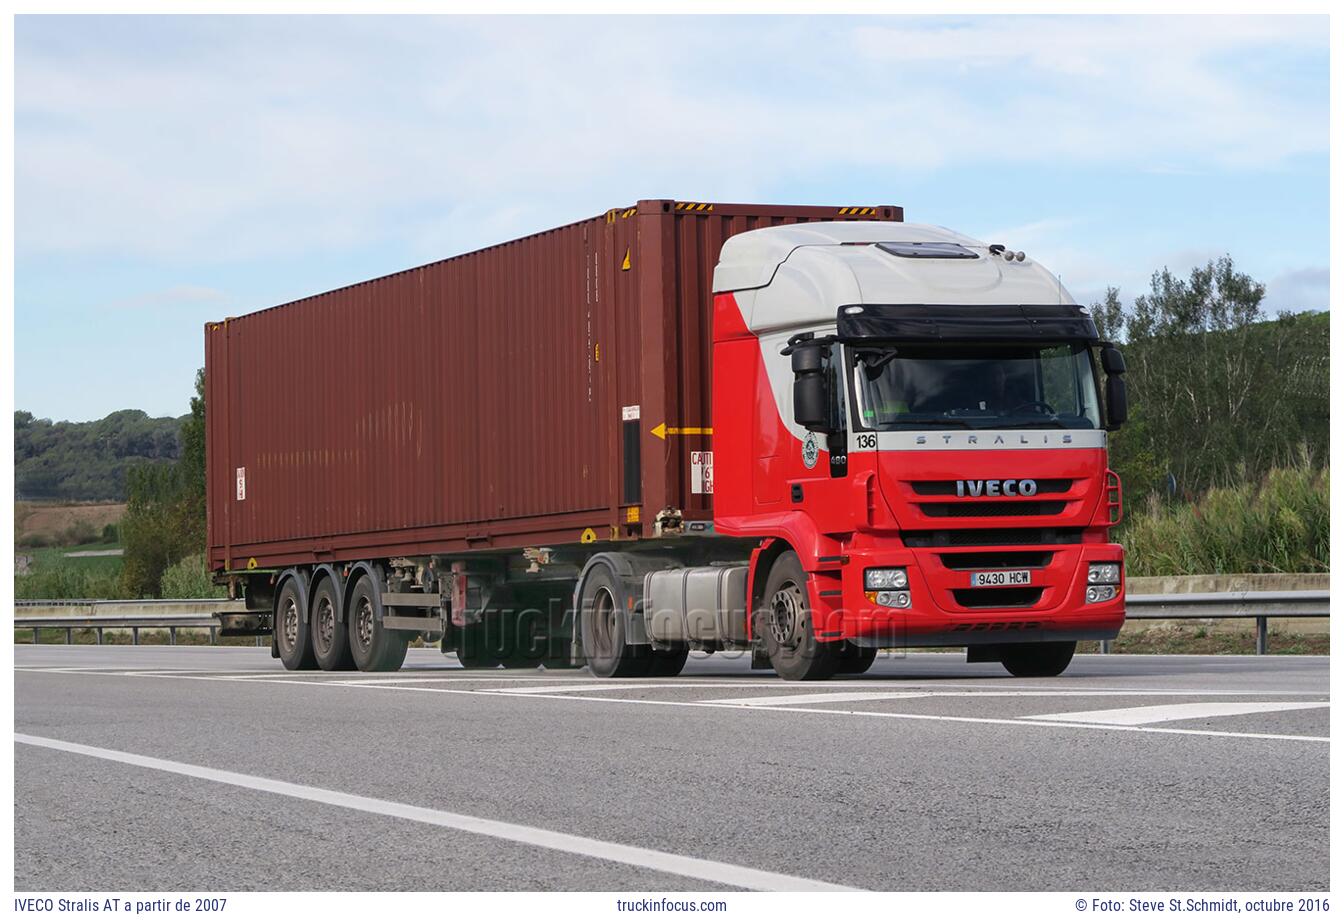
[714,692,931,706]
[1033,701,1331,726]
[487,682,796,695]
[15,733,858,892]
[14,668,1328,743]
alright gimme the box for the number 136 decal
[856,433,877,450]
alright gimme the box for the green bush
[15,564,124,600]
[61,519,99,546]
[101,522,120,543]
[158,553,227,599]
[1121,451,1328,576]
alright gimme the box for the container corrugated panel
[207,200,901,572]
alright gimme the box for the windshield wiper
[996,418,1070,429]
[884,416,976,429]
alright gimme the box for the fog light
[865,568,908,590]
[875,590,911,609]
[1088,562,1121,585]
[1086,584,1117,604]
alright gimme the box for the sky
[14,14,1329,422]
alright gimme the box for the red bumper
[811,540,1125,647]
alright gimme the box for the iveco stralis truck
[207,200,1127,681]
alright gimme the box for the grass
[1078,624,1328,656]
[1120,453,1328,577]
[14,543,125,600]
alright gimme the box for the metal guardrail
[1121,590,1329,655]
[14,600,255,646]
[13,590,1330,654]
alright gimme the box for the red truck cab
[708,223,1127,679]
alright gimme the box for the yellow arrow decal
[651,423,713,440]
[621,248,631,271]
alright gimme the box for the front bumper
[811,539,1125,647]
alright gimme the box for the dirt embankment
[15,501,125,546]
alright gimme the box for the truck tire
[311,578,355,671]
[647,646,689,677]
[579,567,650,678]
[347,575,408,672]
[1000,641,1076,677]
[833,642,877,676]
[759,552,838,681]
[274,577,317,671]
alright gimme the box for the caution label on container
[690,451,714,494]
[236,467,246,501]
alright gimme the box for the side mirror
[790,342,833,432]
[1101,345,1127,429]
[1105,375,1128,429]
[1101,344,1126,375]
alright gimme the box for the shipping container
[206,199,902,573]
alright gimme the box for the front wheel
[758,552,837,682]
[1000,641,1076,677]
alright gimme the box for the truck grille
[952,587,1044,609]
[938,550,1055,570]
[909,479,1073,496]
[902,528,1083,547]
[918,500,1067,518]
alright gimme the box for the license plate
[970,569,1032,587]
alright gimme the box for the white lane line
[715,692,931,706]
[1032,701,1331,726]
[487,682,797,695]
[708,689,1326,706]
[15,733,858,892]
[15,669,1329,743]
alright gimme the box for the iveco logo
[956,479,1038,497]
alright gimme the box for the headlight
[1087,562,1122,585]
[865,567,908,590]
[1086,585,1118,603]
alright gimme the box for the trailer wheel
[1000,641,1076,677]
[833,642,878,676]
[347,575,408,672]
[274,578,317,671]
[311,579,355,671]
[758,552,837,681]
[579,567,650,678]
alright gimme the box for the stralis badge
[801,432,820,469]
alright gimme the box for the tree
[119,369,208,597]
[1095,256,1326,502]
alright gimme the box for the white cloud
[1263,266,1329,314]
[14,15,1327,266]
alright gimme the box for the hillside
[15,409,184,501]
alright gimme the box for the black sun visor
[838,303,1100,343]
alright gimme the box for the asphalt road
[14,645,1329,892]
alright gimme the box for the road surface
[14,645,1329,891]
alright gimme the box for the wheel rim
[314,596,335,654]
[355,596,374,652]
[590,586,618,659]
[281,595,299,651]
[768,581,805,649]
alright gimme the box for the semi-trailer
[206,198,1127,680]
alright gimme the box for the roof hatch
[877,241,979,260]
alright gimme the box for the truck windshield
[850,342,1102,431]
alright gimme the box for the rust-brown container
[206,199,902,572]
